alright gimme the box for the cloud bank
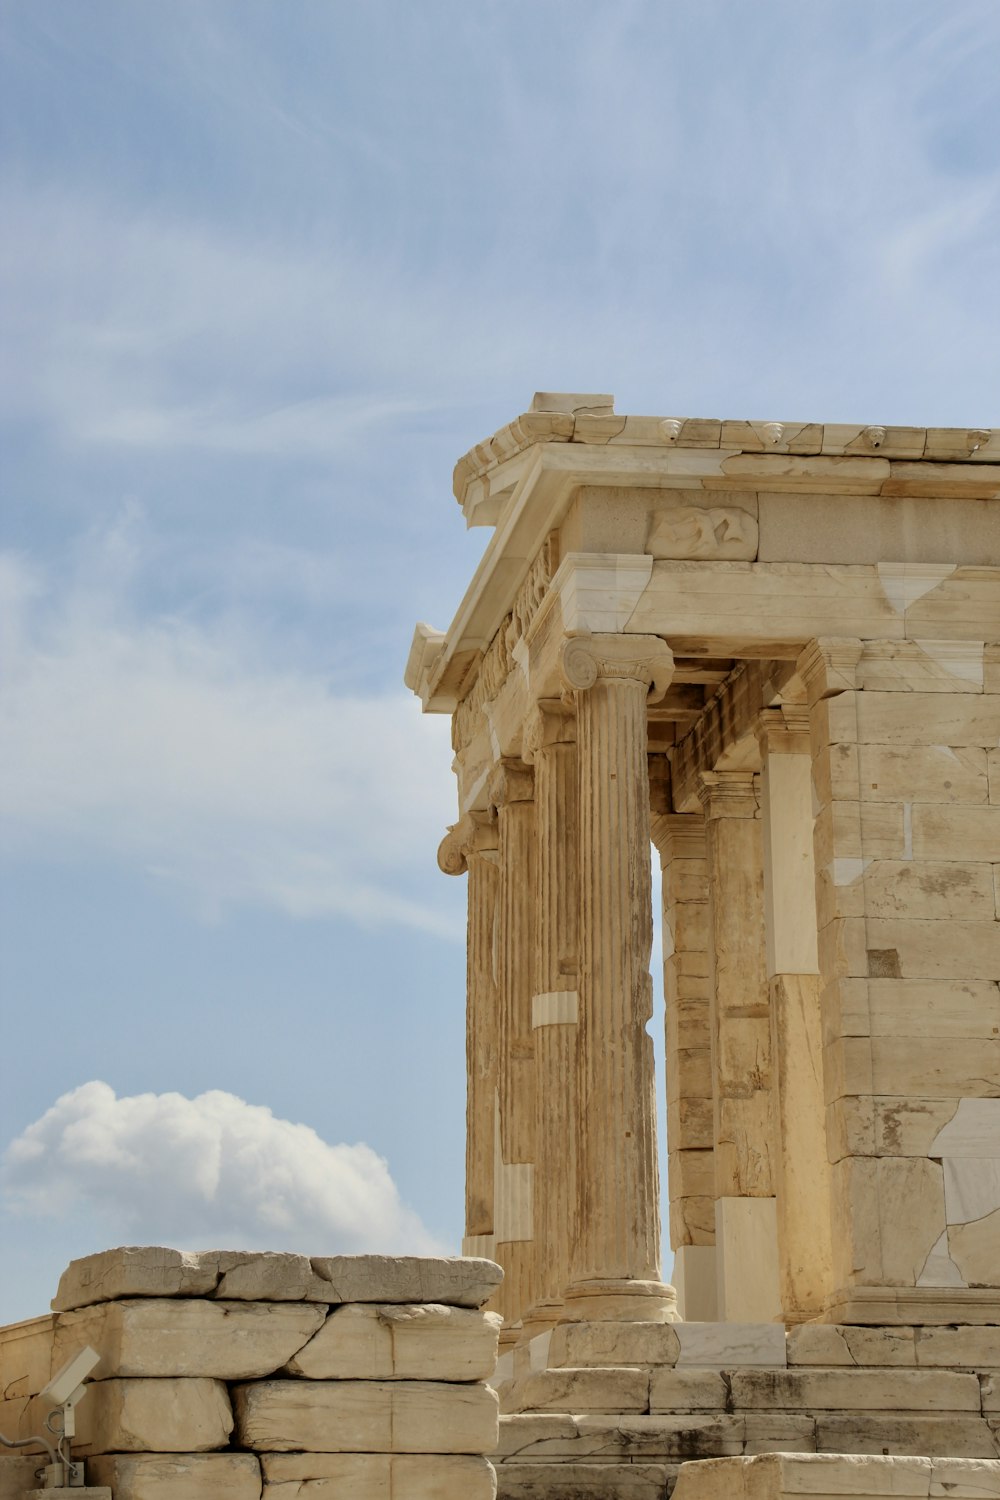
[3,1081,447,1255]
[0,547,460,937]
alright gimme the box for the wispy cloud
[0,543,461,937]
[4,1081,448,1253]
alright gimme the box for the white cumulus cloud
[3,1081,448,1255]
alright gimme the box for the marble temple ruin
[405,393,1000,1495]
[2,393,998,1500]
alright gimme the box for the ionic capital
[797,638,863,705]
[437,809,498,875]
[488,757,535,812]
[560,633,674,703]
[523,698,577,764]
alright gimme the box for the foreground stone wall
[0,1248,502,1500]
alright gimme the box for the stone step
[496,1462,675,1499]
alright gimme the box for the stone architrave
[522,699,581,1329]
[438,812,500,1262]
[488,758,537,1329]
[558,633,679,1322]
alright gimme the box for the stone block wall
[0,1248,503,1499]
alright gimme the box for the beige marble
[73,1376,233,1455]
[286,1302,500,1381]
[260,1453,497,1499]
[233,1378,499,1454]
[53,1298,324,1379]
[87,1454,262,1500]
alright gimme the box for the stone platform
[492,1322,1000,1498]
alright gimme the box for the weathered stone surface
[648,1368,731,1412]
[728,1367,980,1412]
[547,1320,680,1370]
[74,1377,233,1454]
[233,1378,499,1454]
[54,1298,324,1378]
[786,1324,916,1367]
[52,1249,503,1312]
[0,1456,40,1500]
[495,1463,671,1499]
[308,1256,502,1309]
[88,1454,261,1500]
[212,1253,335,1302]
[286,1302,501,1381]
[52,1249,221,1311]
[815,1414,1000,1459]
[504,1366,649,1415]
[0,1314,54,1396]
[260,1452,497,1499]
[672,1453,1000,1500]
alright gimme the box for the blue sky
[1,1,998,1322]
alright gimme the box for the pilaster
[696,770,779,1324]
[756,703,835,1323]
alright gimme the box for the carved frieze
[647,502,758,561]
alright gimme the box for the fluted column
[488,758,537,1330]
[560,633,679,1323]
[438,811,499,1261]
[522,699,580,1328]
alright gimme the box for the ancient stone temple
[407,394,1000,1495]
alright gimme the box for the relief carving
[647,503,757,561]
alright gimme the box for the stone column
[697,771,780,1323]
[559,633,679,1323]
[521,700,581,1330]
[756,701,835,1323]
[488,758,537,1331]
[650,783,718,1322]
[438,811,500,1262]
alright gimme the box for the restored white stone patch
[943,1158,1000,1226]
[527,1330,551,1374]
[494,1094,533,1242]
[931,1101,1000,1159]
[917,1231,967,1288]
[877,562,957,615]
[460,766,490,817]
[553,552,653,633]
[531,991,579,1028]
[915,640,986,688]
[833,857,871,885]
[674,1321,786,1368]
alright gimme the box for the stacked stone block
[801,635,1000,1325]
[493,1320,1000,1499]
[0,1248,502,1500]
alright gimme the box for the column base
[822,1285,1000,1326]
[559,1278,680,1323]
[517,1297,563,1338]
